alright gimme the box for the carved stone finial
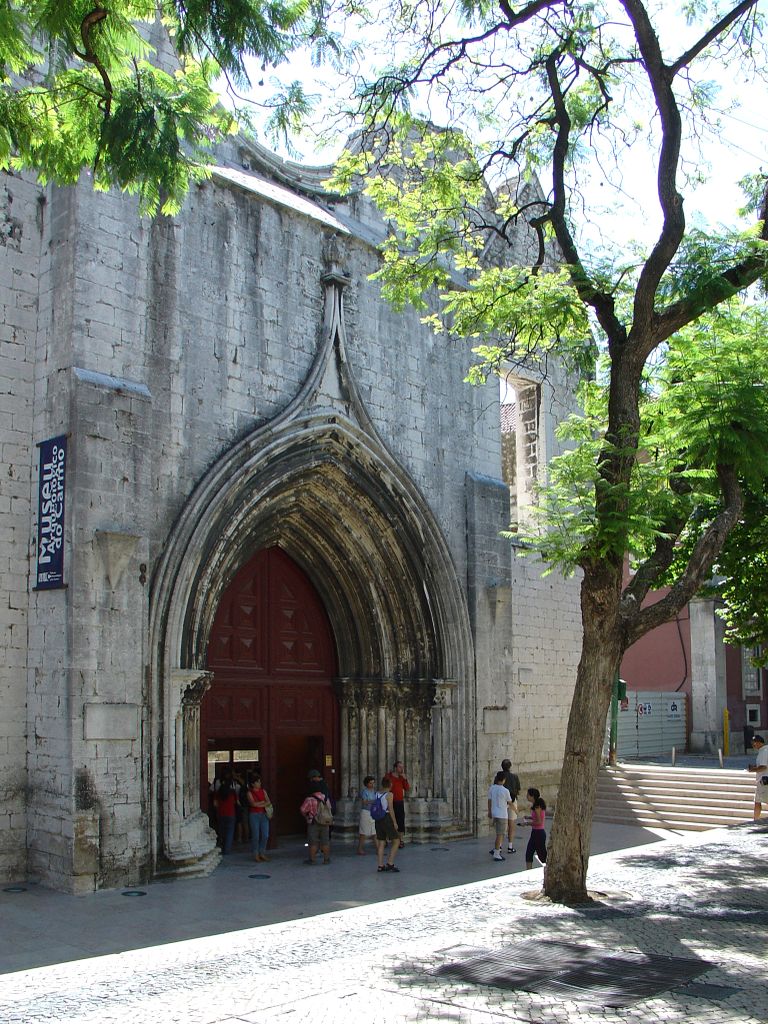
[322,234,350,288]
[323,233,343,270]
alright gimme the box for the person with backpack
[300,770,333,865]
[371,776,401,873]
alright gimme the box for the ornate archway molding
[148,245,475,875]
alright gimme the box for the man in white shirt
[487,771,513,861]
[748,735,768,820]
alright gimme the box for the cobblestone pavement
[2,822,766,1024]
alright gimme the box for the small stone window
[500,372,541,531]
[742,647,764,699]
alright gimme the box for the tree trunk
[542,567,623,902]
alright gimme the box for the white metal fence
[606,690,688,758]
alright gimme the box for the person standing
[487,771,512,861]
[523,787,548,869]
[300,776,333,865]
[500,758,521,854]
[748,734,768,820]
[374,777,401,872]
[744,724,755,755]
[246,772,271,862]
[385,760,410,846]
[214,777,237,854]
[357,775,377,855]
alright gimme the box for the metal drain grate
[682,981,739,1001]
[432,940,712,1008]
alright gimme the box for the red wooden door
[202,547,338,836]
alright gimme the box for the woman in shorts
[357,775,377,855]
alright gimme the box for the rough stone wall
[467,481,582,829]
[470,371,582,825]
[0,172,42,880]
[503,548,582,807]
[0,136,581,888]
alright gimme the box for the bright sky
[235,3,767,254]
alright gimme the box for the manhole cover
[3,885,27,893]
[248,873,271,879]
[431,846,450,851]
[121,890,147,897]
[432,940,712,1007]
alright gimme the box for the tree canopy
[0,1,342,213]
[328,0,768,900]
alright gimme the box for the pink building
[621,590,767,755]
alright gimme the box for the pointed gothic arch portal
[149,255,475,878]
[203,547,338,838]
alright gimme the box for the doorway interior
[201,547,339,843]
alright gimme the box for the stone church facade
[0,130,582,892]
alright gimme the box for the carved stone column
[331,676,463,840]
[337,677,357,797]
[432,680,457,803]
[163,669,219,874]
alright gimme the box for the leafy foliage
[327,0,768,904]
[530,303,768,577]
[715,483,768,660]
[332,116,595,379]
[330,1,768,627]
[1,1,340,213]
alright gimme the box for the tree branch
[619,464,696,615]
[74,7,113,118]
[543,49,627,346]
[649,180,768,348]
[498,0,564,30]
[621,0,685,343]
[623,464,743,646]
[668,0,759,78]
[620,524,685,619]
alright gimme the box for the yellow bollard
[723,707,730,757]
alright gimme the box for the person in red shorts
[385,760,410,846]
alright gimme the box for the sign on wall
[35,434,67,590]
[667,698,682,721]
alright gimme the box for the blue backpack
[369,792,387,821]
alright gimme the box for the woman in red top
[247,773,271,861]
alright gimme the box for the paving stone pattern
[1,823,767,1023]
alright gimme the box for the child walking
[523,787,547,869]
[487,770,513,861]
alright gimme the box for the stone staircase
[594,763,756,831]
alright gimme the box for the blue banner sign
[36,435,67,590]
